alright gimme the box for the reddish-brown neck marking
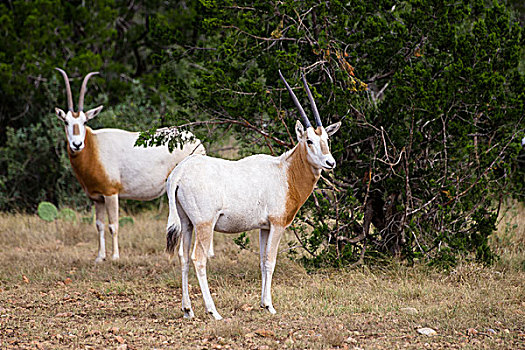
[67,128,121,198]
[276,142,320,227]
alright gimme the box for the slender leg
[259,229,269,309]
[261,225,284,314]
[94,200,106,263]
[178,207,194,318]
[104,194,120,261]
[191,222,222,320]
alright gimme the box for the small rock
[345,336,358,344]
[244,332,255,338]
[503,329,510,334]
[400,307,419,315]
[487,328,497,334]
[116,345,127,350]
[417,327,437,336]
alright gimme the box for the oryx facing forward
[165,70,341,320]
[55,68,205,263]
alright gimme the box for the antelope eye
[306,139,313,145]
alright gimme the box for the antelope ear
[85,105,104,120]
[295,120,306,141]
[325,121,341,136]
[55,108,67,121]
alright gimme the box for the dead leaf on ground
[240,303,253,312]
[108,327,120,334]
[467,328,478,336]
[115,335,125,344]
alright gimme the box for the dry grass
[0,209,524,349]
[494,200,525,271]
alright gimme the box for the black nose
[326,160,335,168]
[72,141,82,150]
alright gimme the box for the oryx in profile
[165,70,341,320]
[55,68,205,262]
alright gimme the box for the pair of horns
[278,70,323,128]
[55,68,99,112]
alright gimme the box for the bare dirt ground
[0,209,523,349]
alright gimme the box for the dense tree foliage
[1,0,523,266]
[146,0,524,266]
[0,0,193,209]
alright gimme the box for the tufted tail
[166,172,182,256]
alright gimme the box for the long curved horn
[55,68,74,111]
[302,73,322,127]
[78,71,99,111]
[278,70,312,128]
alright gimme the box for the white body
[77,127,203,201]
[169,153,289,234]
[166,121,340,320]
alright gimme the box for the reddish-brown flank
[67,128,121,199]
[272,143,320,227]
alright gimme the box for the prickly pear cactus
[58,208,77,222]
[81,206,95,224]
[37,202,58,222]
[119,216,134,227]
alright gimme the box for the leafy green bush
[148,0,524,267]
[233,232,251,250]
